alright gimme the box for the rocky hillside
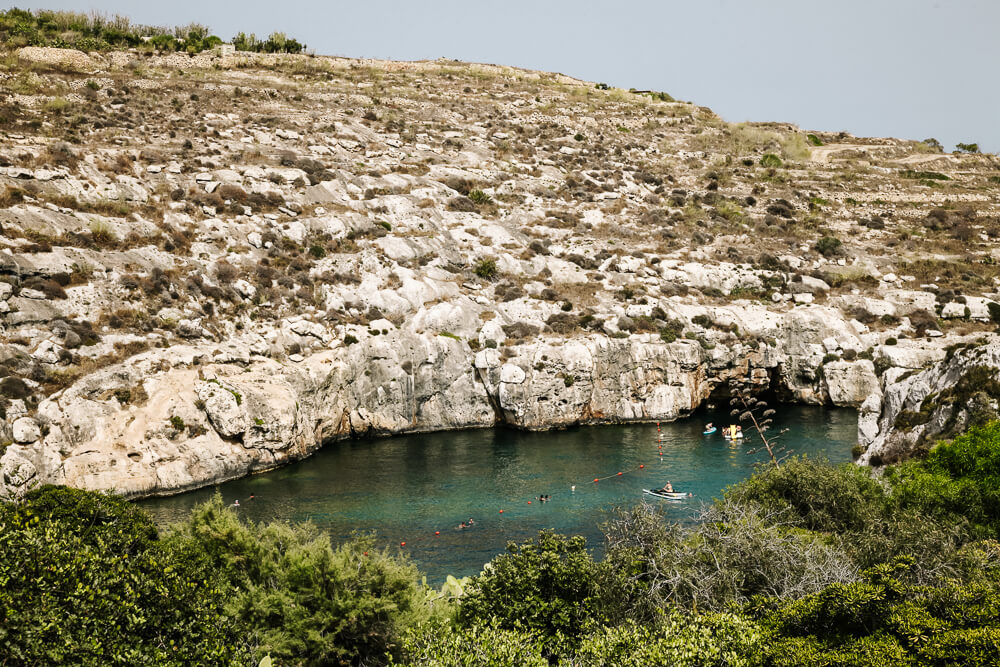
[1,46,999,499]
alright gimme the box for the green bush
[987,302,1000,325]
[473,257,497,280]
[658,318,685,343]
[570,614,764,667]
[760,153,783,168]
[900,169,950,181]
[728,458,885,534]
[0,486,249,665]
[391,623,548,666]
[754,558,1000,666]
[168,496,433,665]
[0,8,226,53]
[603,499,857,617]
[458,531,607,656]
[813,235,843,257]
[467,189,493,205]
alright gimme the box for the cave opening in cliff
[700,368,789,414]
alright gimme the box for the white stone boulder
[823,360,880,407]
[941,302,968,319]
[32,340,63,364]
[12,417,41,444]
[196,381,245,438]
[289,319,328,340]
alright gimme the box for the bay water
[140,406,857,582]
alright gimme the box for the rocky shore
[1,47,998,499]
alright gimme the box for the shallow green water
[139,406,857,582]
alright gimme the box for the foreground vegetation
[3,421,1000,665]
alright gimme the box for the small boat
[702,427,717,435]
[723,433,744,440]
[643,488,689,500]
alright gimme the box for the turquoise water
[139,406,857,582]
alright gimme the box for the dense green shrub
[391,623,548,666]
[168,496,433,665]
[231,30,306,54]
[889,421,1000,535]
[813,235,843,257]
[603,500,857,614]
[728,457,886,534]
[0,8,224,53]
[760,153,783,168]
[458,531,607,656]
[570,614,764,667]
[0,486,248,665]
[753,558,1000,666]
[658,318,685,343]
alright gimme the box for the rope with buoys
[317,424,695,551]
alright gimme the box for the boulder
[196,381,245,438]
[12,417,41,444]
[823,360,880,407]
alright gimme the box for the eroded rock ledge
[4,299,970,500]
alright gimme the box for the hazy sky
[17,0,1000,153]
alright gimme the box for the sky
[16,0,1000,153]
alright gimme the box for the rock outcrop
[17,46,102,73]
[859,340,1000,465]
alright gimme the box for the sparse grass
[43,97,71,115]
[780,133,811,161]
[474,258,498,280]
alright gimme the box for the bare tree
[729,380,787,468]
[603,500,858,617]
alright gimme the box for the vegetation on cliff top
[3,421,1000,665]
[0,8,304,54]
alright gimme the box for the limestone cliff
[1,47,998,498]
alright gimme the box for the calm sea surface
[139,405,857,582]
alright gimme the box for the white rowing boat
[643,488,689,500]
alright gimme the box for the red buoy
[617,472,623,476]
[435,531,440,535]
[499,509,504,513]
[594,478,599,483]
[640,464,645,469]
[527,501,532,504]
[400,542,406,547]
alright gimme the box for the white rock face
[499,363,526,384]
[234,279,256,299]
[860,341,1000,465]
[941,302,967,318]
[823,361,880,407]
